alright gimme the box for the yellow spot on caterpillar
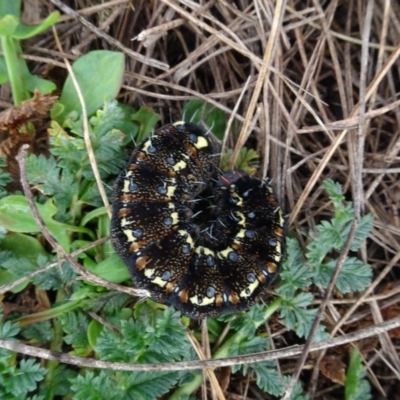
[166,185,176,197]
[217,247,233,259]
[236,212,246,226]
[144,268,155,278]
[120,218,130,227]
[173,160,187,171]
[273,242,282,261]
[195,246,215,256]
[190,295,215,306]
[194,136,208,149]
[232,192,243,206]
[142,140,153,153]
[151,276,167,287]
[236,229,246,239]
[123,229,136,243]
[239,280,259,298]
[178,230,195,247]
[170,212,179,224]
[122,179,130,193]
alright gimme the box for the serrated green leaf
[279,292,316,338]
[0,320,20,339]
[278,237,312,298]
[345,347,371,400]
[20,320,53,343]
[60,310,90,356]
[251,362,284,396]
[70,371,119,400]
[314,257,372,293]
[3,359,46,397]
[52,51,125,123]
[32,258,77,291]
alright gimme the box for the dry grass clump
[2,0,400,398]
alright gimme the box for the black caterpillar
[111,121,285,319]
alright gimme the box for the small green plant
[0,45,373,397]
[0,0,59,105]
[0,309,47,399]
[276,179,373,341]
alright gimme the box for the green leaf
[32,258,77,291]
[23,70,56,94]
[0,320,20,339]
[70,370,119,400]
[52,51,125,123]
[87,319,103,349]
[20,320,53,343]
[59,310,90,356]
[345,347,371,400]
[50,101,129,181]
[13,12,60,40]
[182,99,226,139]
[84,253,131,283]
[27,154,79,216]
[0,195,93,251]
[0,14,18,36]
[0,0,21,17]
[39,364,77,397]
[277,237,312,299]
[131,106,161,143]
[279,292,315,338]
[318,258,372,293]
[0,56,9,84]
[2,359,46,397]
[0,233,48,264]
[220,147,260,174]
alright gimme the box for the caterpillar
[110,121,285,319]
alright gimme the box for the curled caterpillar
[111,121,285,318]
